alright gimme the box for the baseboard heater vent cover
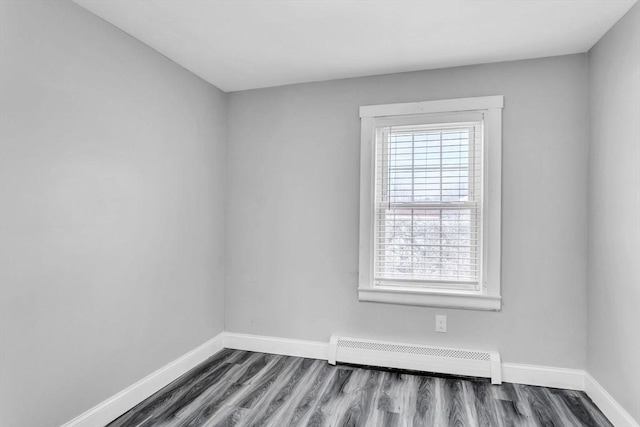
[328,335,501,384]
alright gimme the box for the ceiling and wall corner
[71,0,637,92]
[587,2,640,423]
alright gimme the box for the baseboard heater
[328,335,502,385]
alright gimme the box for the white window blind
[373,116,484,290]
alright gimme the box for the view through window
[374,121,482,290]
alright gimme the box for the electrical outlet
[435,314,447,333]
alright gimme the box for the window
[358,96,503,310]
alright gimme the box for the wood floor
[107,349,612,427]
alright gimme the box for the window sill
[358,286,502,311]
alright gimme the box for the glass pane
[375,122,481,286]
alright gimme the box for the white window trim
[358,96,503,311]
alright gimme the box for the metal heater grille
[329,335,501,384]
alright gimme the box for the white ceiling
[73,0,637,92]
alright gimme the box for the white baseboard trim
[222,332,329,360]
[222,333,586,390]
[60,332,638,427]
[584,373,639,427]
[60,333,225,427]
[502,362,585,391]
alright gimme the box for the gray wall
[587,3,640,423]
[226,54,589,369]
[0,2,226,426]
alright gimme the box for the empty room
[1,0,639,426]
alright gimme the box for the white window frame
[358,96,503,310]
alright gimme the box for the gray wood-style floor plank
[273,361,335,426]
[107,349,613,427]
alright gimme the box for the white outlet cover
[435,315,447,333]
